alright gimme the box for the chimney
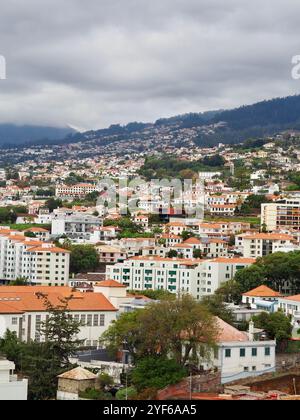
[248,321,254,342]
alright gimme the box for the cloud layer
[0,0,299,129]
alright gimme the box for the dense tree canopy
[102,295,218,366]
[131,357,187,392]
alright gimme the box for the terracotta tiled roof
[27,246,70,253]
[0,286,117,313]
[240,233,294,241]
[216,317,249,342]
[58,367,97,380]
[183,237,202,245]
[211,258,256,264]
[95,280,126,288]
[281,295,300,303]
[243,285,281,297]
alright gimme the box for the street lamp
[122,339,129,400]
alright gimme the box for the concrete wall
[0,379,28,400]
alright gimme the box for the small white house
[213,319,276,384]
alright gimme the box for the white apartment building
[0,228,70,286]
[106,256,255,300]
[96,244,127,264]
[55,183,98,198]
[235,233,297,258]
[106,256,203,296]
[196,221,251,237]
[261,199,300,231]
[0,286,117,347]
[278,295,300,329]
[171,237,228,259]
[164,222,186,236]
[209,204,237,216]
[0,358,28,400]
[51,212,102,239]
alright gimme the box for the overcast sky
[0,0,299,130]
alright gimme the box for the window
[100,314,105,326]
[265,347,271,356]
[80,314,86,325]
[12,317,18,325]
[225,349,231,358]
[244,367,249,372]
[252,348,257,357]
[87,315,92,326]
[240,348,246,357]
[93,314,99,326]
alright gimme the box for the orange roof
[280,295,300,303]
[184,237,201,245]
[211,258,256,264]
[240,233,294,241]
[216,317,249,342]
[0,286,117,313]
[95,280,126,288]
[24,227,49,233]
[243,285,281,297]
[27,246,70,254]
[129,256,202,265]
[210,204,236,208]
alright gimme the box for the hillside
[2,94,300,149]
[0,124,76,146]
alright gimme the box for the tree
[237,195,271,216]
[63,244,99,274]
[234,265,265,293]
[131,357,187,392]
[201,294,235,326]
[39,293,83,366]
[97,373,114,390]
[10,277,28,286]
[252,312,292,348]
[0,330,23,369]
[102,295,218,366]
[116,386,138,400]
[45,198,62,212]
[101,311,143,361]
[181,231,193,241]
[215,280,242,304]
[167,250,178,258]
[193,249,202,259]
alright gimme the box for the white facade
[51,213,102,239]
[217,340,276,383]
[261,199,300,231]
[0,228,70,286]
[235,233,296,258]
[55,183,98,198]
[0,286,117,347]
[106,256,255,300]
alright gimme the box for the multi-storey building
[235,233,297,258]
[0,228,70,286]
[106,256,255,300]
[261,199,300,231]
[0,286,117,347]
[51,212,102,240]
[55,183,98,199]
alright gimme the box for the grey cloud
[0,0,299,129]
